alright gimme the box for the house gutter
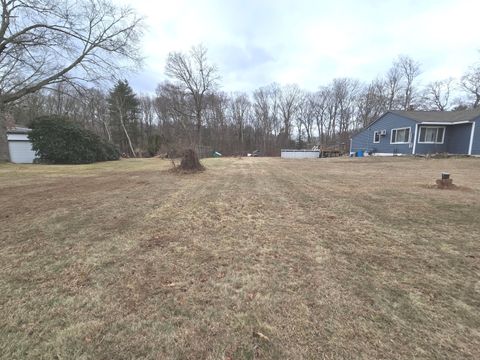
[468,121,476,155]
[418,121,471,125]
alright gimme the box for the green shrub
[28,115,120,164]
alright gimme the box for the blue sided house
[350,109,480,156]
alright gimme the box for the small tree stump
[436,178,454,189]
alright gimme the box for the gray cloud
[128,0,480,92]
[216,44,275,72]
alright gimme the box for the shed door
[8,140,36,163]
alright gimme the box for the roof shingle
[389,109,480,123]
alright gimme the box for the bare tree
[265,83,281,138]
[279,84,301,146]
[155,81,196,147]
[113,98,136,157]
[460,65,480,108]
[397,55,421,110]
[311,87,330,145]
[0,0,143,161]
[332,78,360,142]
[253,86,273,153]
[386,63,404,110]
[296,91,315,144]
[229,92,251,152]
[424,78,453,111]
[203,91,229,152]
[165,45,219,145]
[139,95,157,147]
[357,78,388,127]
[85,89,111,140]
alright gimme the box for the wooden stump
[436,178,454,189]
[178,149,205,172]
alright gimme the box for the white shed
[281,149,320,159]
[7,127,36,164]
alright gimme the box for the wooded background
[1,1,479,158]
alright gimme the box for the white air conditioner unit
[380,129,387,136]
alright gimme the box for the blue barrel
[356,150,364,157]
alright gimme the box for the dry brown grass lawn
[1,157,479,359]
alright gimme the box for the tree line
[7,47,480,157]
[1,1,479,159]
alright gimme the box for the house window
[418,126,445,144]
[391,127,411,144]
[373,131,380,143]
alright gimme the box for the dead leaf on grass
[253,331,270,341]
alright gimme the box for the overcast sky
[127,0,480,94]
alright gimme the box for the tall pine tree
[107,80,140,156]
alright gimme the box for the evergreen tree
[107,80,140,156]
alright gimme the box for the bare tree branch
[165,44,219,145]
[0,0,143,105]
[0,0,143,161]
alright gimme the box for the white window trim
[390,127,411,144]
[373,131,380,143]
[418,126,446,144]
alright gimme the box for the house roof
[6,126,31,134]
[389,109,480,123]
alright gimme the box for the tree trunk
[196,108,202,146]
[239,122,244,152]
[102,120,112,141]
[306,125,311,144]
[0,105,10,162]
[0,117,9,162]
[119,112,136,157]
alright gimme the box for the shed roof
[389,109,480,123]
[6,126,31,134]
